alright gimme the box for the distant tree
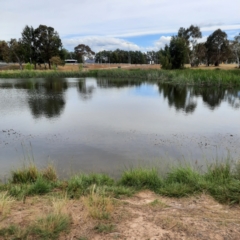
[159,45,172,69]
[205,29,230,66]
[146,51,159,64]
[74,44,95,63]
[0,40,9,62]
[195,43,207,65]
[34,25,62,69]
[231,34,240,68]
[178,25,202,66]
[8,39,25,70]
[49,56,64,68]
[59,48,69,61]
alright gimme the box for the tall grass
[1,160,240,204]
[0,69,239,86]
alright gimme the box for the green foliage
[205,29,230,66]
[2,159,240,205]
[0,69,240,86]
[67,173,114,198]
[27,177,52,195]
[11,164,39,184]
[119,167,162,191]
[11,164,58,184]
[169,36,188,69]
[24,62,34,70]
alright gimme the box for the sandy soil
[1,191,240,240]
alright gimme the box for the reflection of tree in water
[193,87,225,110]
[158,84,197,114]
[223,90,240,109]
[77,80,95,100]
[97,79,141,88]
[158,84,240,112]
[28,79,67,118]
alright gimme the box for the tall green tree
[205,29,230,66]
[169,36,188,69]
[21,25,38,68]
[34,25,62,69]
[178,25,202,66]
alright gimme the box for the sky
[1,0,240,53]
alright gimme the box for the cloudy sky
[1,0,239,52]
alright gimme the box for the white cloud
[0,0,239,51]
[63,36,140,52]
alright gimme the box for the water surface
[0,78,240,178]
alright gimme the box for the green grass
[94,223,116,233]
[0,68,239,86]
[1,160,240,204]
[119,167,162,191]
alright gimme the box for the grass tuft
[0,192,15,217]
[94,223,115,233]
[11,164,39,184]
[119,167,162,191]
[30,213,71,239]
[83,185,114,220]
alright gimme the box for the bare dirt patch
[1,191,240,239]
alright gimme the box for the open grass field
[0,63,239,72]
[0,162,240,239]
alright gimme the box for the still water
[0,78,240,178]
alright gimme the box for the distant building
[65,59,77,64]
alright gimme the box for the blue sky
[1,0,240,52]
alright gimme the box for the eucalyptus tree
[21,25,39,68]
[231,34,240,67]
[74,44,95,63]
[178,25,202,66]
[34,25,62,69]
[7,39,25,70]
[205,29,230,66]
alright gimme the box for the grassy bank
[0,68,239,86]
[0,161,240,239]
[1,160,240,204]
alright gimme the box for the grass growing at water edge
[1,159,240,204]
[0,68,239,86]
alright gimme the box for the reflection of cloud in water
[1,78,240,178]
[77,80,95,101]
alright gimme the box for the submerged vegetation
[0,68,240,86]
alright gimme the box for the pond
[0,78,240,179]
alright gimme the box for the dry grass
[1,63,238,72]
[0,192,15,218]
[82,185,115,220]
[0,191,240,239]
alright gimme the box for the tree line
[0,24,239,69]
[160,25,240,69]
